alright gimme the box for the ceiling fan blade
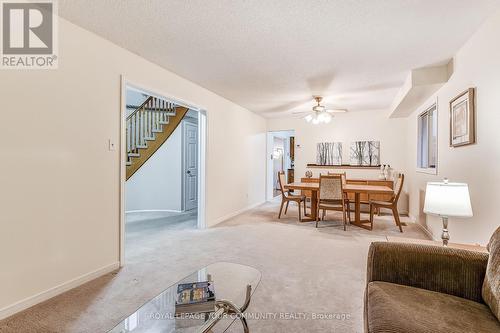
[291,111,311,115]
[325,108,347,113]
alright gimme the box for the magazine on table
[175,281,215,315]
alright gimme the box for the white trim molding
[416,100,438,175]
[125,209,183,214]
[119,76,208,264]
[414,221,438,241]
[407,214,417,223]
[0,262,119,321]
[416,167,438,175]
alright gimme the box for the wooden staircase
[126,96,188,180]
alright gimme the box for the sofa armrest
[367,242,489,303]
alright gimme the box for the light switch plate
[108,139,116,151]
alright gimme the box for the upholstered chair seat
[284,193,306,200]
[366,281,499,333]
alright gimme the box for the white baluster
[139,110,143,146]
[130,115,133,152]
[147,99,151,138]
[151,98,154,133]
[141,108,145,145]
[142,108,146,145]
[131,115,134,152]
[126,120,129,155]
[155,99,159,129]
[152,98,156,130]
[146,102,149,138]
[154,100,157,127]
[160,99,163,123]
[135,113,138,151]
[128,119,131,154]
[156,98,159,129]
[135,114,138,151]
[163,102,166,123]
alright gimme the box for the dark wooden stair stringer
[126,106,189,180]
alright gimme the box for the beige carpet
[0,200,429,333]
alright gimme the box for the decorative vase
[378,165,386,180]
[305,170,313,178]
[386,165,393,180]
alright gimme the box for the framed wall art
[450,88,475,147]
[349,141,380,166]
[316,142,342,165]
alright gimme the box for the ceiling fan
[293,96,347,124]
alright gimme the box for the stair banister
[125,94,189,180]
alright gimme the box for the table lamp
[423,179,473,246]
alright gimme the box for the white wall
[268,113,407,179]
[125,122,183,213]
[0,17,266,317]
[404,10,500,245]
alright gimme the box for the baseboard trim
[125,209,183,214]
[415,222,437,241]
[0,261,120,321]
[211,201,265,226]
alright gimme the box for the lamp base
[441,216,450,246]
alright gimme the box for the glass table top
[108,262,261,333]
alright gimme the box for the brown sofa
[364,227,500,333]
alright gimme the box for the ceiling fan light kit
[302,96,345,124]
[305,111,332,124]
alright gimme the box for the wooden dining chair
[316,174,350,230]
[327,172,346,179]
[277,171,306,221]
[323,172,350,221]
[369,173,404,232]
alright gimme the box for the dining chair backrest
[328,172,347,185]
[319,174,343,201]
[278,171,287,198]
[393,173,405,203]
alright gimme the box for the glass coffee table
[108,262,261,333]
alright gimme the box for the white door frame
[119,76,207,266]
[266,130,295,201]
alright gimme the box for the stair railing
[126,96,177,161]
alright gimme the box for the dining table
[283,182,394,230]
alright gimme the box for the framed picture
[316,142,342,165]
[349,141,380,166]
[450,88,475,147]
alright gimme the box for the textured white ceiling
[59,0,500,117]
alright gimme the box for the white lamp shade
[423,182,473,217]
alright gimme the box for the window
[417,103,437,174]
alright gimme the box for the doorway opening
[266,130,295,201]
[120,81,206,264]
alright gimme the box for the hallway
[126,210,198,261]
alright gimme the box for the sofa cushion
[483,226,500,321]
[366,281,500,333]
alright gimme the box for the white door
[183,121,198,211]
